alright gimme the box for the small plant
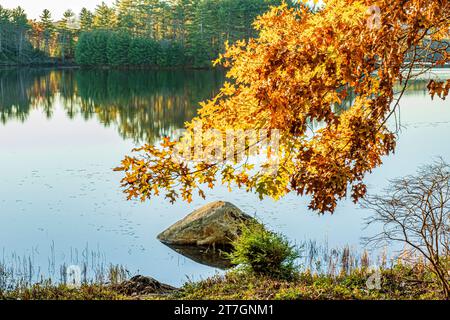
[227,223,300,280]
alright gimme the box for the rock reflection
[163,243,234,270]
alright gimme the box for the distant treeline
[0,0,290,68]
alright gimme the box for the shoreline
[0,64,215,71]
[1,260,446,300]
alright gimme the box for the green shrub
[75,30,110,65]
[228,223,300,280]
[107,32,131,66]
[128,37,158,66]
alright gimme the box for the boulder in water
[157,201,254,246]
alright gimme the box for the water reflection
[0,68,225,143]
[0,68,441,143]
[0,68,449,286]
[162,244,233,270]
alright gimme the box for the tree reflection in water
[0,68,225,143]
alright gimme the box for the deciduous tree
[117,0,450,213]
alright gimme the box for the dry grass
[176,260,446,300]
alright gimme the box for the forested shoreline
[0,0,288,68]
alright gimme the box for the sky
[0,0,114,20]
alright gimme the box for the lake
[0,68,449,287]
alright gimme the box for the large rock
[112,275,177,297]
[157,201,254,246]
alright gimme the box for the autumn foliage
[116,0,450,213]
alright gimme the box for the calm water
[0,68,449,286]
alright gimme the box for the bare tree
[362,159,450,299]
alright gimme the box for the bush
[107,32,131,66]
[128,37,158,66]
[75,31,110,65]
[228,223,300,280]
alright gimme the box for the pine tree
[93,2,116,30]
[69,0,296,68]
[39,9,54,55]
[75,30,111,65]
[116,0,137,35]
[129,37,157,65]
[92,30,111,64]
[107,32,131,65]
[58,9,76,62]
[0,6,48,65]
[0,6,11,57]
[75,32,90,65]
[10,7,30,63]
[79,8,94,31]
[137,0,160,38]
[170,0,192,45]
